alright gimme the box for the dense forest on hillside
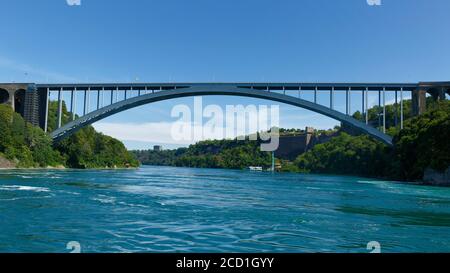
[134,139,272,170]
[296,100,449,181]
[48,101,139,169]
[0,102,138,169]
[394,100,450,180]
[295,133,393,177]
[0,104,63,168]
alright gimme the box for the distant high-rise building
[153,145,162,152]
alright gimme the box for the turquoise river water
[1,166,450,253]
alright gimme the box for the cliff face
[275,127,337,161]
[275,135,310,160]
[0,155,16,169]
[423,167,450,187]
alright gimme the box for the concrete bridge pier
[0,83,28,113]
[428,87,448,101]
[413,83,450,116]
[412,89,427,116]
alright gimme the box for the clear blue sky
[1,0,449,149]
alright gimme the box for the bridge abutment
[413,82,450,116]
[0,83,48,129]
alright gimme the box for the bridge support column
[440,87,447,100]
[382,87,386,133]
[314,87,317,104]
[365,87,369,125]
[330,87,334,109]
[348,87,351,115]
[71,88,76,121]
[101,87,105,107]
[44,88,50,132]
[84,88,89,115]
[378,90,381,127]
[57,88,62,129]
[394,90,398,127]
[97,89,101,110]
[400,87,404,129]
[436,87,447,101]
[346,88,349,115]
[412,89,427,116]
[361,90,364,118]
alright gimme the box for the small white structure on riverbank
[248,166,263,171]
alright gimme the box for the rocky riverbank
[424,167,450,187]
[0,156,16,169]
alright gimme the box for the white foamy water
[0,185,50,192]
[1,166,450,253]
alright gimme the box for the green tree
[47,101,139,169]
[294,132,393,177]
[394,100,450,181]
[0,104,64,168]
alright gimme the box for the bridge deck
[4,82,449,146]
[36,82,419,91]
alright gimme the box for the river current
[1,166,450,253]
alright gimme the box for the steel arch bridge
[40,82,429,146]
[2,82,445,146]
[3,81,448,146]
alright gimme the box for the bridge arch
[14,89,26,115]
[51,86,393,146]
[0,88,9,104]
